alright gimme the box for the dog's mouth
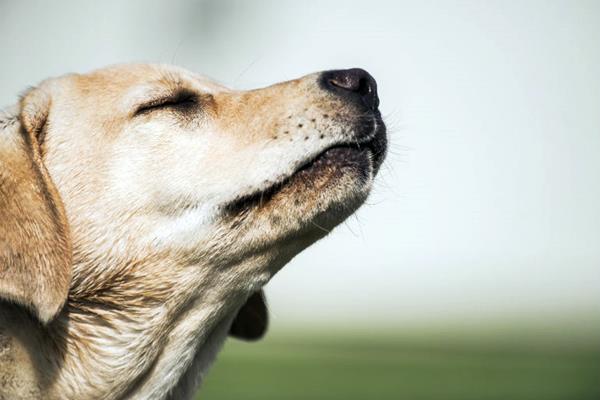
[224,120,386,215]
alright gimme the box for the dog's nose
[321,68,379,110]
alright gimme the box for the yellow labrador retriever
[0,64,386,399]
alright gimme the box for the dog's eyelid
[133,89,199,116]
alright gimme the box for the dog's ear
[0,88,72,324]
[229,290,268,341]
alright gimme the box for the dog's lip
[223,131,385,215]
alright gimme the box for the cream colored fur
[0,64,384,399]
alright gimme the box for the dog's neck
[1,141,279,400]
[44,250,265,400]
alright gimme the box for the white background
[1,1,599,328]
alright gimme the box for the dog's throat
[48,256,251,400]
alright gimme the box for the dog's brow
[123,85,168,110]
[124,84,194,114]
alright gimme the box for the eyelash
[135,93,198,115]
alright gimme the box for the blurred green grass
[199,326,600,400]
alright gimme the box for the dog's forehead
[87,64,224,90]
[64,64,227,109]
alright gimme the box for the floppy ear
[0,88,72,324]
[229,290,268,341]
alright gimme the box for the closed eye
[134,89,199,116]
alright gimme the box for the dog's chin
[223,119,386,239]
[280,145,374,233]
[223,148,374,240]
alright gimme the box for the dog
[0,64,386,399]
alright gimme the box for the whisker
[310,220,331,234]
[344,220,360,238]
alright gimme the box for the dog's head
[0,64,386,338]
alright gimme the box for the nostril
[328,76,360,92]
[321,68,379,110]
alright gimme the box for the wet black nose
[320,68,379,110]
